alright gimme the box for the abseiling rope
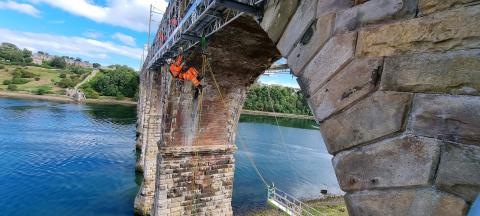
[266,88,302,184]
[204,57,270,188]
[190,54,208,214]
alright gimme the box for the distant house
[32,52,53,65]
[32,52,93,68]
[76,61,93,68]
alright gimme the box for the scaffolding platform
[267,186,325,216]
[143,0,261,70]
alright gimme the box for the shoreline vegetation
[0,91,136,106]
[241,109,314,120]
[249,195,347,216]
[1,42,313,118]
[0,91,316,119]
[0,42,139,103]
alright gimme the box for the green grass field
[0,64,77,94]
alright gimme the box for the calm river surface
[0,98,340,215]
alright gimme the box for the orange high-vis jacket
[169,55,183,77]
[179,67,200,87]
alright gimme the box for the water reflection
[233,114,340,215]
[0,98,138,216]
[0,98,339,216]
[239,114,319,129]
[84,104,137,125]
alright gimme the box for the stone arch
[135,0,480,215]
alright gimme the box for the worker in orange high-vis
[178,65,202,87]
[168,55,183,78]
[167,55,203,96]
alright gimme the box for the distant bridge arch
[135,0,480,215]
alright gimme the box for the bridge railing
[143,0,259,70]
[267,186,325,216]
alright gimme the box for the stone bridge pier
[135,0,480,215]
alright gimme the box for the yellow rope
[266,88,302,183]
[204,57,270,187]
[189,54,272,214]
[190,54,207,214]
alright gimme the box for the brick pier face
[136,0,480,215]
[136,15,279,215]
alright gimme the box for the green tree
[82,65,138,98]
[243,84,312,115]
[34,86,51,95]
[0,43,23,63]
[7,84,17,91]
[57,78,75,88]
[22,49,33,63]
[69,66,91,75]
[93,63,101,68]
[49,57,67,69]
[82,87,100,99]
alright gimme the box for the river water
[0,98,340,215]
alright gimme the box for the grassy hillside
[0,64,81,94]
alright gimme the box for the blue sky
[0,0,298,88]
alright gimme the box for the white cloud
[258,78,300,89]
[0,28,142,60]
[29,0,168,32]
[0,1,40,17]
[261,81,300,89]
[112,32,136,47]
[83,30,103,39]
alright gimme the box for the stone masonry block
[356,5,480,57]
[409,94,480,146]
[333,136,441,192]
[260,0,299,43]
[309,57,383,121]
[320,91,412,154]
[287,13,335,75]
[276,0,317,56]
[317,0,353,17]
[419,0,480,15]
[346,188,468,216]
[381,50,480,95]
[436,143,480,202]
[297,32,356,96]
[334,0,417,34]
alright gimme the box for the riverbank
[0,91,318,118]
[241,109,315,120]
[249,195,347,216]
[0,91,136,106]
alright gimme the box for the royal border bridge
[135,0,480,215]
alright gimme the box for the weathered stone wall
[136,0,480,215]
[135,68,165,215]
[261,0,480,215]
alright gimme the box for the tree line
[81,65,139,100]
[0,42,100,72]
[243,84,312,116]
[0,43,32,64]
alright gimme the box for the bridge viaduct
[135,0,480,215]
